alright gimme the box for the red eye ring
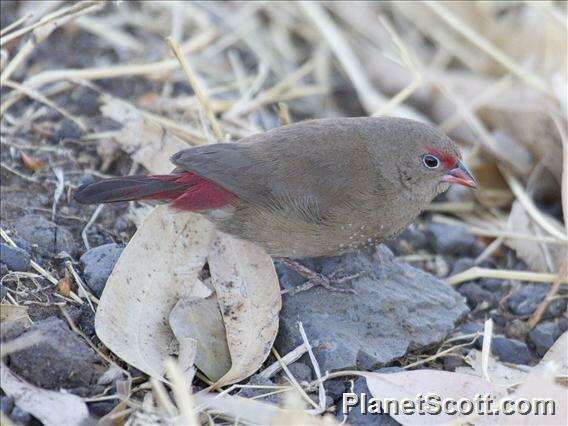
[423,154,440,169]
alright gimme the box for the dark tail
[73,174,192,204]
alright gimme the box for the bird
[74,117,477,293]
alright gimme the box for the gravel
[80,243,125,297]
[458,282,498,310]
[507,285,567,319]
[276,245,468,372]
[287,362,313,382]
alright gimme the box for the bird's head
[366,118,477,199]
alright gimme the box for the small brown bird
[75,117,476,292]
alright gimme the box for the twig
[298,322,326,413]
[527,262,568,329]
[447,267,563,286]
[166,36,224,142]
[402,333,480,370]
[299,1,424,120]
[259,343,308,379]
[424,1,550,94]
[481,318,493,382]
[82,204,104,250]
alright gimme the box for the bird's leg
[277,258,360,295]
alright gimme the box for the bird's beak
[443,160,478,189]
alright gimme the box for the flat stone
[80,243,124,297]
[276,246,468,372]
[0,243,30,272]
[8,317,103,389]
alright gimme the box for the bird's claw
[283,272,358,295]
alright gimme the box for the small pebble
[528,321,564,357]
[491,336,533,365]
[80,243,125,297]
[427,223,478,256]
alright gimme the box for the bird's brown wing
[171,119,376,222]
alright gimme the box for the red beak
[443,160,478,189]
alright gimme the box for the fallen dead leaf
[456,349,529,387]
[0,304,31,324]
[364,370,505,425]
[0,363,90,426]
[208,230,282,387]
[95,206,216,379]
[169,295,231,382]
[20,152,44,171]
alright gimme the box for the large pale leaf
[364,370,505,425]
[208,231,282,386]
[95,206,216,378]
[1,363,90,426]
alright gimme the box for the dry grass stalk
[447,267,563,286]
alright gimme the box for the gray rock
[491,336,533,365]
[0,284,8,300]
[287,362,312,382]
[11,214,77,256]
[276,246,468,372]
[508,285,567,319]
[324,379,347,403]
[0,243,30,271]
[426,223,477,256]
[80,243,124,297]
[9,317,103,389]
[528,321,564,357]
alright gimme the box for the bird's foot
[278,258,360,295]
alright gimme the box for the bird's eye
[422,154,440,169]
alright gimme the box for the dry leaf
[506,201,567,272]
[208,231,282,386]
[0,363,90,426]
[169,295,231,382]
[56,273,73,297]
[364,370,505,425]
[537,330,567,376]
[95,206,216,379]
[20,152,44,172]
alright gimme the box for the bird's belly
[214,209,390,258]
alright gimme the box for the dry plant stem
[372,16,423,118]
[299,1,423,120]
[0,331,43,358]
[150,377,178,418]
[19,28,217,91]
[298,322,326,413]
[527,262,568,329]
[164,358,199,426]
[447,267,563,286]
[82,204,104,250]
[271,347,319,410]
[402,333,480,370]
[1,80,86,128]
[166,36,224,142]
[0,13,33,38]
[423,1,550,94]
[0,1,104,84]
[259,343,308,379]
[501,168,567,242]
[481,318,494,382]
